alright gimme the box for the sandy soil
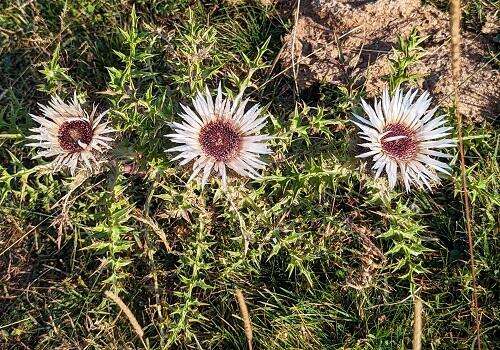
[280,0,499,121]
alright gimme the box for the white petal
[387,160,398,189]
[356,150,380,158]
[200,161,215,188]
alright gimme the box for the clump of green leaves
[385,28,427,92]
[164,210,215,347]
[379,200,431,294]
[86,175,134,294]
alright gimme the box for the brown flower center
[58,120,93,153]
[199,119,241,161]
[381,123,417,161]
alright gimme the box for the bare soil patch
[281,0,499,121]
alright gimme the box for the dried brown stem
[413,296,423,350]
[105,290,144,339]
[235,289,253,350]
[450,1,482,349]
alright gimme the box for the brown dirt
[280,0,499,121]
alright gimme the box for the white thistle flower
[166,84,272,188]
[353,87,456,191]
[26,93,114,175]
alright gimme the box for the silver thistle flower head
[166,84,272,188]
[353,87,456,191]
[26,92,115,175]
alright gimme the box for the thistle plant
[26,93,114,175]
[166,84,273,188]
[385,28,427,92]
[353,87,456,191]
